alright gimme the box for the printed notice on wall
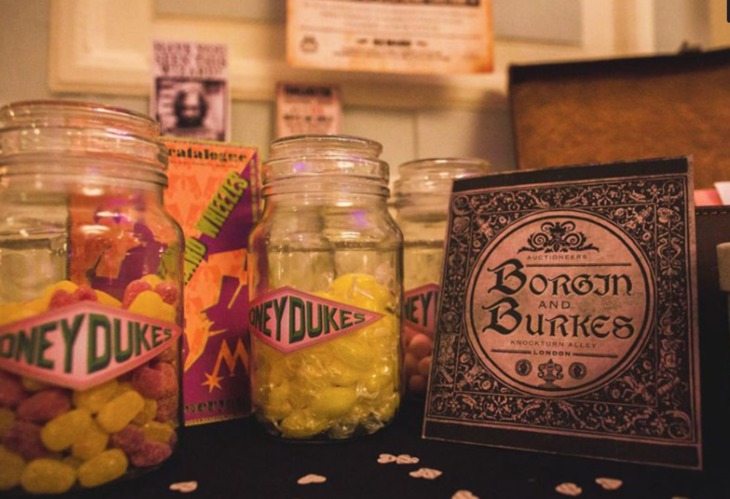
[276,83,342,138]
[152,41,230,141]
[286,0,493,75]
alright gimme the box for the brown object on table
[509,47,730,190]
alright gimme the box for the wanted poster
[276,83,342,138]
[152,41,230,141]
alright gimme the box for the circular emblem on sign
[465,210,655,398]
[515,359,532,377]
[569,362,588,380]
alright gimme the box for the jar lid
[263,135,389,191]
[269,134,382,160]
[394,157,490,197]
[0,100,167,181]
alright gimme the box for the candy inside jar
[0,101,184,493]
[394,158,490,396]
[249,135,403,440]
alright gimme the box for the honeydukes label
[0,302,181,391]
[249,287,383,354]
[404,283,440,337]
[424,158,701,469]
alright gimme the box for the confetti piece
[409,468,443,480]
[396,454,420,465]
[169,481,198,493]
[378,454,397,464]
[556,483,583,496]
[595,478,623,491]
[298,474,327,485]
[452,490,479,499]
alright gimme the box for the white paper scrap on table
[169,481,198,493]
[297,474,327,485]
[409,468,443,480]
[396,454,419,465]
[452,490,479,499]
[555,482,583,496]
[151,40,230,142]
[595,477,623,491]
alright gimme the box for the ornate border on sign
[427,178,697,444]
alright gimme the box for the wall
[0,0,515,180]
[0,0,720,179]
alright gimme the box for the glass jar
[394,157,490,395]
[248,135,403,440]
[0,101,183,494]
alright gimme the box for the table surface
[67,401,730,499]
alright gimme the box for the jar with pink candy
[394,158,490,395]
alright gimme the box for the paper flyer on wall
[152,41,230,141]
[276,83,342,138]
[286,0,493,75]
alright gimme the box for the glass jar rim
[263,156,389,188]
[0,100,167,179]
[394,157,490,197]
[269,134,383,160]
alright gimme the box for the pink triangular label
[404,283,440,337]
[249,287,385,354]
[0,302,181,391]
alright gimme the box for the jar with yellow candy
[0,101,183,494]
[249,135,403,440]
[393,158,490,396]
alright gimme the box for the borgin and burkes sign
[423,158,701,469]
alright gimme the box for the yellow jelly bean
[72,422,109,461]
[0,446,25,491]
[142,421,174,444]
[73,379,119,414]
[96,290,122,308]
[280,410,328,439]
[78,449,128,488]
[0,408,15,438]
[21,459,76,494]
[332,338,375,371]
[128,290,176,322]
[113,382,134,398]
[140,274,163,287]
[264,382,293,420]
[133,399,158,425]
[41,408,93,452]
[310,387,357,419]
[96,391,144,433]
[329,274,391,312]
[328,360,361,387]
[21,376,48,392]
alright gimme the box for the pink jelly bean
[155,394,178,423]
[417,356,432,377]
[110,424,145,454]
[130,440,172,468]
[132,363,177,400]
[2,420,49,460]
[408,375,427,394]
[73,285,98,302]
[16,389,71,423]
[122,280,152,309]
[404,326,419,346]
[48,290,78,310]
[157,346,178,364]
[0,371,27,408]
[409,334,433,359]
[154,282,178,305]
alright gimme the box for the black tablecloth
[58,400,730,499]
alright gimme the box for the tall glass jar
[248,135,403,440]
[0,101,183,494]
[394,158,490,395]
